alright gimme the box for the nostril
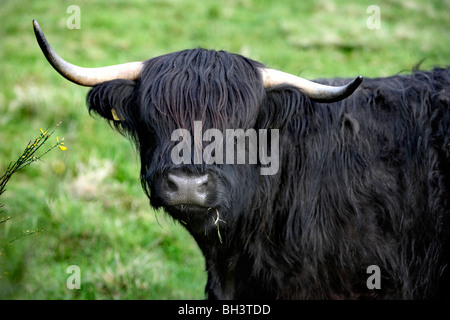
[196,175,209,193]
[166,179,178,193]
[166,172,191,194]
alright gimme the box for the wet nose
[163,171,211,206]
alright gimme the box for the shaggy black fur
[87,48,450,299]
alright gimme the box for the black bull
[35,31,450,298]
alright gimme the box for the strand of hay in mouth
[209,208,226,244]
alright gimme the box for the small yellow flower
[59,146,67,151]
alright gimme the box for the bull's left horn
[260,68,363,103]
[33,20,143,87]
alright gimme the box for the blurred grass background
[0,0,448,299]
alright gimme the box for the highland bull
[33,20,450,299]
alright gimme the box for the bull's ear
[87,79,136,122]
[258,85,312,129]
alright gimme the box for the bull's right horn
[33,19,143,87]
[260,68,363,103]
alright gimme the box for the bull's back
[283,67,450,298]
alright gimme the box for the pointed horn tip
[349,75,364,91]
[346,75,364,95]
[321,75,363,103]
[33,19,40,31]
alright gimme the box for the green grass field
[0,0,448,299]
